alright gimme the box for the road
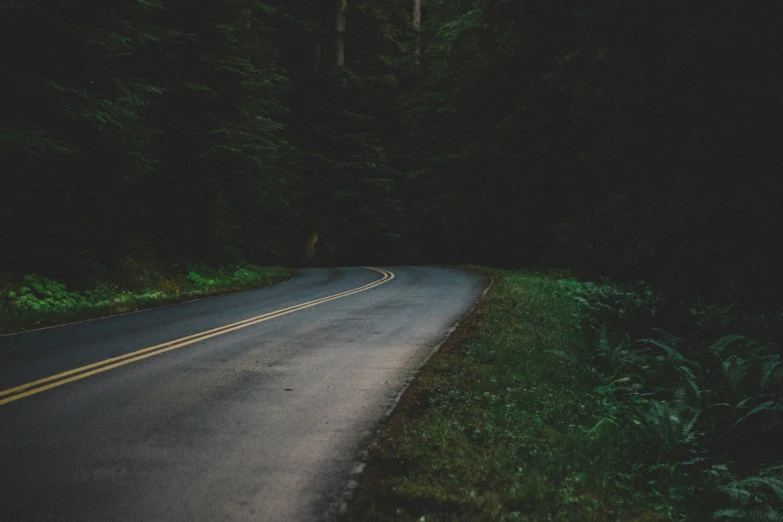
[0,267,486,521]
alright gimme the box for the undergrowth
[0,261,293,335]
[344,270,783,521]
[568,278,783,520]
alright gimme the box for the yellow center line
[0,267,394,407]
[0,267,391,399]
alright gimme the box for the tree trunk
[413,0,421,60]
[305,232,319,263]
[336,0,347,68]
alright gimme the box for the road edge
[0,270,298,338]
[323,267,498,521]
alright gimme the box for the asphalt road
[0,267,486,521]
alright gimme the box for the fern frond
[710,335,749,356]
[737,476,783,500]
[718,485,755,502]
[713,507,744,518]
[721,356,751,396]
[640,337,699,368]
[760,357,783,392]
[731,401,783,429]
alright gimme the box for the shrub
[0,265,291,334]
[570,279,782,519]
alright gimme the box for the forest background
[3,2,783,518]
[1,0,781,308]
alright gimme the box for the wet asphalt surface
[0,267,486,521]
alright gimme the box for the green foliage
[185,265,281,292]
[10,275,87,313]
[346,271,657,520]
[1,0,300,273]
[0,128,78,157]
[0,264,292,335]
[711,466,783,520]
[2,0,781,296]
[1,0,420,270]
[567,279,783,519]
[392,0,783,303]
[347,271,782,520]
[4,274,155,315]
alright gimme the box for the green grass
[0,263,294,335]
[344,270,783,521]
[344,271,783,522]
[344,270,663,521]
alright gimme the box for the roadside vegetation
[344,270,783,521]
[0,261,292,335]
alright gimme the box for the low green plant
[9,274,86,313]
[346,271,658,520]
[0,264,292,334]
[570,281,783,520]
[346,270,781,521]
[712,465,783,520]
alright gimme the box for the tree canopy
[2,0,781,303]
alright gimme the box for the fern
[618,394,703,461]
[709,335,750,355]
[714,470,783,520]
[759,357,783,394]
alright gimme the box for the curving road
[0,267,486,521]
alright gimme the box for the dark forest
[2,0,781,305]
[3,2,783,519]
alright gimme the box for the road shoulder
[341,269,656,521]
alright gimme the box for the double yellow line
[0,267,394,407]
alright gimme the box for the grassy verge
[0,262,294,335]
[344,269,783,521]
[344,270,650,520]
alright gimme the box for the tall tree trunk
[413,0,421,60]
[336,0,347,68]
